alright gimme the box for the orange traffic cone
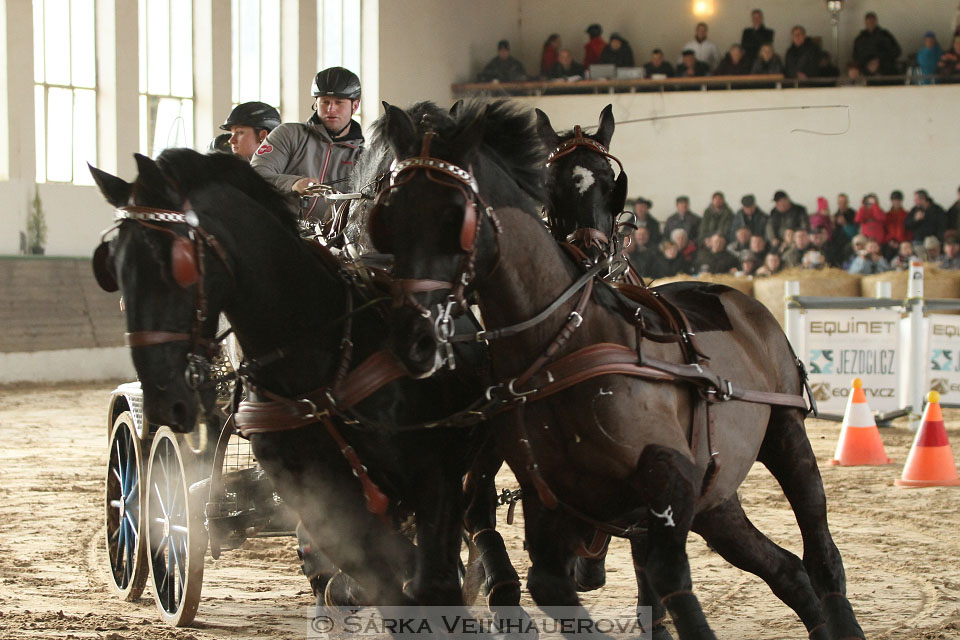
[830,378,893,466]
[895,391,960,487]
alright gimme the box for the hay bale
[860,265,960,299]
[753,267,861,326]
[654,272,754,296]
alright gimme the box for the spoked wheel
[146,427,207,626]
[105,412,149,600]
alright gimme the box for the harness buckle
[567,311,584,328]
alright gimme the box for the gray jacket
[251,118,364,193]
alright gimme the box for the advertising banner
[925,313,960,405]
[802,309,901,414]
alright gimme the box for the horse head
[90,153,233,432]
[370,100,545,377]
[537,105,628,260]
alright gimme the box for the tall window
[317,0,361,76]
[232,0,281,108]
[33,0,97,185]
[139,0,194,157]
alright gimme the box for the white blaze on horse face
[651,505,676,527]
[571,165,595,195]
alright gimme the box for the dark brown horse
[368,100,865,640]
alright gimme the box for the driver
[251,66,364,219]
[219,101,281,161]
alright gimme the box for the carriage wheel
[105,412,149,600]
[146,427,207,626]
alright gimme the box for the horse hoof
[486,579,522,608]
[651,626,674,640]
[821,593,865,640]
[324,570,368,607]
[573,556,606,592]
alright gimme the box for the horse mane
[155,148,300,237]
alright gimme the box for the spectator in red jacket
[884,189,911,258]
[855,193,886,244]
[584,24,606,68]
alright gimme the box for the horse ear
[535,109,560,150]
[595,104,615,149]
[449,100,463,116]
[88,164,132,207]
[383,104,419,157]
[608,171,628,217]
[452,104,488,155]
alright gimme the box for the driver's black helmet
[219,101,281,132]
[312,67,361,100]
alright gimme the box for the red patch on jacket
[256,144,273,155]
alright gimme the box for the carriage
[103,339,299,626]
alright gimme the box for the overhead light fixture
[693,0,715,17]
[826,0,843,13]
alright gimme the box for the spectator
[941,231,960,269]
[695,233,740,274]
[713,44,751,75]
[784,25,821,79]
[737,250,760,277]
[584,24,606,68]
[477,40,527,82]
[548,49,586,80]
[843,234,873,271]
[750,43,784,74]
[818,51,840,78]
[663,195,701,241]
[698,191,734,245]
[834,194,858,237]
[811,224,831,254]
[884,189,912,257]
[923,236,942,262]
[730,194,769,241]
[855,193,886,244]
[946,185,960,230]
[801,250,826,270]
[677,49,710,77]
[809,196,831,233]
[862,55,883,80]
[681,22,721,70]
[767,190,810,248]
[632,197,661,244]
[598,33,635,67]
[741,8,774,64]
[905,189,946,251]
[938,35,960,79]
[755,252,783,276]
[540,34,561,77]
[643,48,675,78]
[782,228,815,268]
[917,31,943,80]
[649,239,689,279]
[839,61,867,86]
[627,226,656,276]
[749,234,769,262]
[853,11,901,75]
[847,240,890,275]
[889,241,916,271]
[671,228,698,266]
[727,226,752,255]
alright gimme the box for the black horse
[89,148,498,609]
[368,100,865,640]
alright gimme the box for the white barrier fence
[785,261,960,422]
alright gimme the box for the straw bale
[654,273,753,296]
[860,265,960,299]
[752,267,861,326]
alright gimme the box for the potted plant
[26,187,47,255]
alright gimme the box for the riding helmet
[219,101,281,132]
[312,67,361,100]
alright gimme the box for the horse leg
[573,536,609,591]
[633,444,716,640]
[464,438,522,608]
[693,494,830,639]
[408,467,466,605]
[759,408,865,640]
[629,536,673,640]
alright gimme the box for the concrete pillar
[96,0,140,176]
[194,0,232,147]
[281,0,317,123]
